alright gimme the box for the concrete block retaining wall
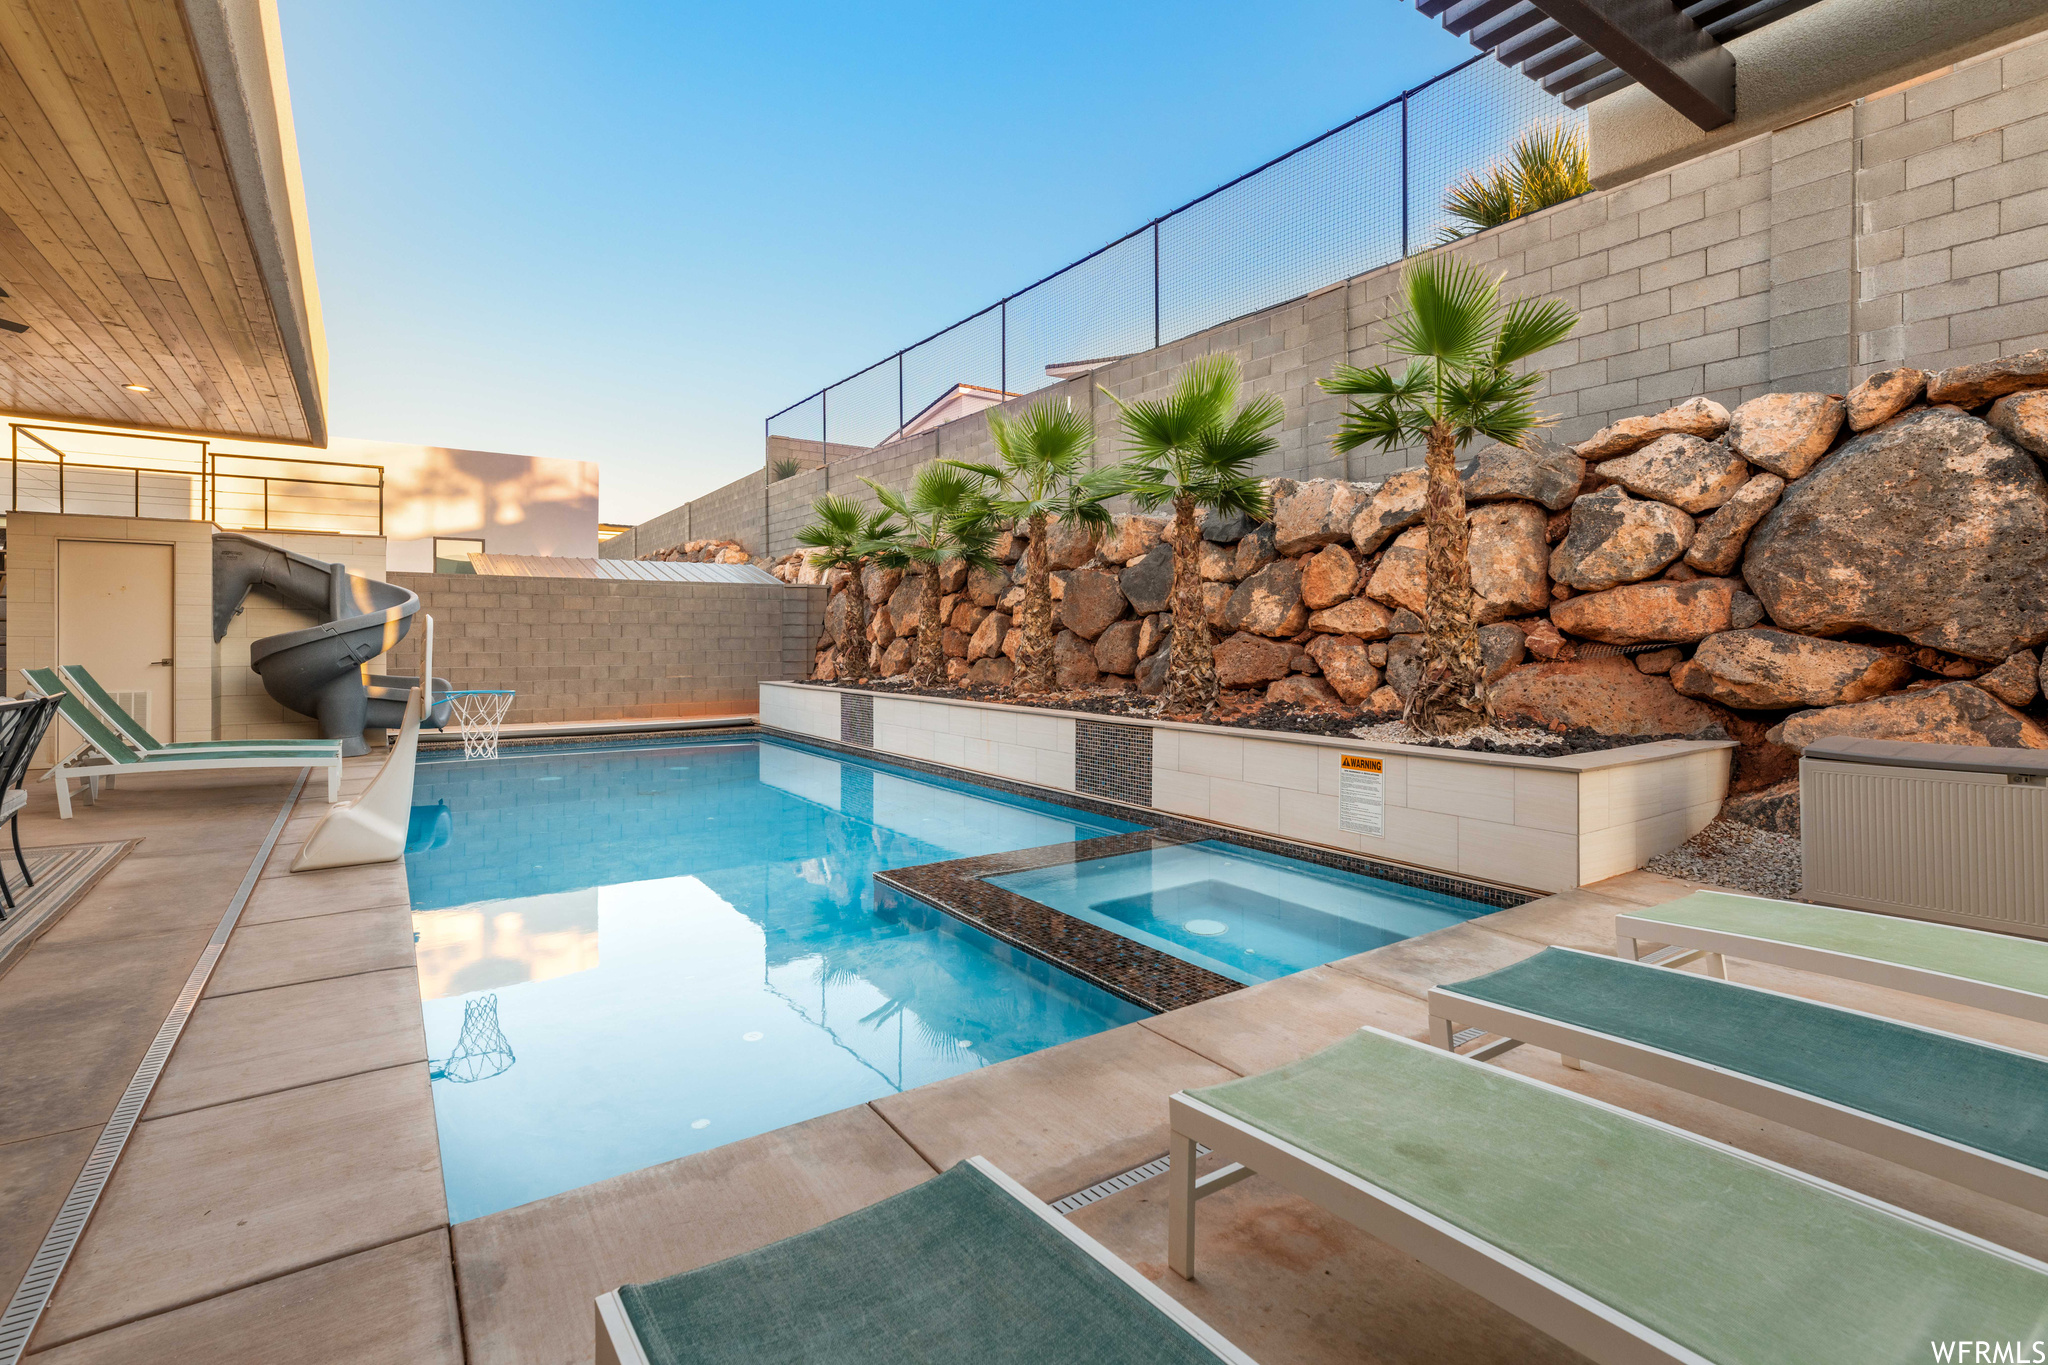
[761,682,1731,894]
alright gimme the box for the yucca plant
[1320,255,1577,733]
[794,494,899,680]
[1438,122,1591,241]
[862,466,1000,686]
[946,398,1117,693]
[1101,356,1282,716]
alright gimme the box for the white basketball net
[441,690,515,760]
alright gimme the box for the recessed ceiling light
[122,383,151,393]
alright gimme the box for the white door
[57,540,175,743]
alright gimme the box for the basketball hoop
[439,689,515,760]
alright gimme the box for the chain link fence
[766,54,1580,462]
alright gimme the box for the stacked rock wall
[811,348,2048,820]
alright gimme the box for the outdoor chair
[26,674,341,819]
[595,1157,1256,1365]
[1615,890,2048,1027]
[1426,946,2048,1215]
[0,694,60,917]
[1167,1028,2048,1365]
[36,665,342,758]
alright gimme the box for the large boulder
[1059,567,1128,640]
[1233,522,1280,580]
[1136,646,1170,695]
[1365,529,1427,615]
[1383,635,1426,701]
[887,576,926,637]
[1351,467,1428,553]
[1138,613,1172,661]
[1198,540,1240,582]
[825,587,859,647]
[1670,629,1912,709]
[1492,657,1729,736]
[1925,347,2048,406]
[863,564,902,604]
[950,600,988,634]
[942,627,971,659]
[1274,480,1371,556]
[1100,514,1167,565]
[1053,629,1100,689]
[965,656,1016,687]
[1684,472,1784,575]
[1725,392,1845,481]
[937,560,967,595]
[1988,391,2048,459]
[967,611,1010,662]
[1977,650,2041,707]
[1846,368,1925,431]
[1303,635,1382,704]
[1771,681,2048,750]
[1722,779,1801,836]
[1044,516,1100,569]
[1203,583,1232,630]
[1225,558,1309,637]
[1093,619,1143,675]
[1201,508,1252,543]
[1307,596,1394,638]
[1550,578,1760,645]
[1742,407,2048,660]
[879,638,913,677]
[1572,396,1730,460]
[1594,435,1749,513]
[1301,543,1358,610]
[1364,504,1548,624]
[1548,487,1694,591]
[869,603,895,650]
[1462,437,1584,510]
[1119,542,1176,615]
[1480,622,1527,683]
[966,563,1010,608]
[1266,675,1343,709]
[1214,632,1295,688]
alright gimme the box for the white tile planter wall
[761,682,1732,895]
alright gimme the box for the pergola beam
[1521,0,1737,127]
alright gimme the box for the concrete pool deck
[5,759,2048,1364]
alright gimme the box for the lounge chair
[1426,946,2048,1215]
[0,695,60,915]
[31,665,341,757]
[596,1157,1256,1365]
[1168,1028,2048,1364]
[28,679,341,819]
[1616,890,2048,1026]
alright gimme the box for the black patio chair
[0,694,62,918]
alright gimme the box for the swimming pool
[984,840,1492,985]
[405,737,1145,1221]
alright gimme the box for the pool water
[405,738,1144,1221]
[984,840,1491,985]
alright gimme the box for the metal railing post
[1400,93,1411,260]
[1000,300,1007,398]
[262,479,269,530]
[898,354,905,433]
[1152,223,1161,349]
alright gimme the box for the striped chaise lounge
[1168,1028,2048,1364]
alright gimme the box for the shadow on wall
[343,440,599,568]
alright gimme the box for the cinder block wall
[385,572,826,723]
[623,27,2048,560]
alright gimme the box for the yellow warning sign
[1340,755,1383,774]
[1338,754,1384,836]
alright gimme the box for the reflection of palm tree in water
[429,993,516,1083]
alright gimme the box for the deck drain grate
[1451,1026,1487,1048]
[0,773,306,1365]
[1050,1145,1210,1215]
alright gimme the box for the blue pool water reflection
[985,840,1491,984]
[405,739,1143,1221]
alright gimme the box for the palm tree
[794,494,898,680]
[1320,255,1577,733]
[1438,122,1591,242]
[862,466,1000,686]
[1100,356,1282,716]
[945,399,1117,693]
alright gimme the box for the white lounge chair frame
[1166,1028,2048,1365]
[1615,895,2048,1027]
[595,1156,1258,1365]
[1426,955,2048,1216]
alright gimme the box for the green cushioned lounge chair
[1616,890,2048,1026]
[595,1157,1255,1365]
[1168,1028,2048,1365]
[45,664,342,758]
[1427,946,2048,1216]
[25,672,340,819]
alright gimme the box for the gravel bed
[1644,818,1802,899]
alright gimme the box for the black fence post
[1151,223,1162,350]
[1400,93,1411,261]
[1000,299,1007,398]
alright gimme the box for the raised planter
[760,682,1733,894]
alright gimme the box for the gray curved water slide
[213,532,451,755]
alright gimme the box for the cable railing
[765,52,1581,460]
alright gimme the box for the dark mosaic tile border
[880,832,1246,1014]
[758,723,1534,912]
[840,692,874,747]
[1074,718,1152,805]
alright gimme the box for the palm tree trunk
[1161,494,1217,716]
[1016,511,1054,693]
[841,562,871,680]
[1410,420,1486,734]
[913,563,946,686]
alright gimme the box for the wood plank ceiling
[0,0,315,441]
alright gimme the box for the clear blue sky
[279,2,1474,524]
